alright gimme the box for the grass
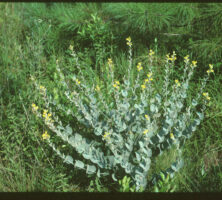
[0,2,222,192]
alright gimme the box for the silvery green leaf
[153,113,161,118]
[135,167,144,176]
[150,104,158,113]
[183,82,188,89]
[181,92,187,98]
[191,126,196,132]
[75,160,84,169]
[166,118,173,126]
[86,164,96,174]
[57,125,65,131]
[164,101,170,107]
[125,164,132,173]
[75,133,82,142]
[65,125,72,135]
[121,90,128,97]
[135,152,141,161]
[97,169,101,178]
[138,141,144,148]
[134,104,140,109]
[192,99,198,106]
[124,80,130,86]
[171,163,178,172]
[82,153,91,160]
[69,136,75,145]
[150,98,155,103]
[177,102,183,109]
[94,127,102,136]
[155,94,161,104]
[150,135,159,145]
[77,144,85,154]
[196,112,204,120]
[112,173,118,181]
[64,155,73,165]
[157,134,164,143]
[147,149,152,157]
[194,119,200,126]
[125,143,131,151]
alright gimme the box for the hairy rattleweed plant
[31,37,214,191]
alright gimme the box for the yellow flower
[126,37,132,46]
[137,62,143,71]
[141,84,146,90]
[115,81,120,85]
[147,72,152,78]
[95,85,100,92]
[166,52,176,62]
[103,132,111,140]
[170,133,175,140]
[144,79,149,83]
[149,49,155,56]
[32,103,38,111]
[145,115,149,120]
[39,85,46,93]
[184,55,189,63]
[143,129,149,135]
[175,79,181,87]
[108,58,113,65]
[76,79,81,84]
[207,64,214,75]
[113,84,119,89]
[126,37,131,42]
[192,61,197,67]
[203,92,210,101]
[42,131,50,140]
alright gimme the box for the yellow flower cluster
[184,55,189,63]
[191,60,197,67]
[207,64,214,75]
[95,85,100,92]
[143,129,149,135]
[32,103,39,112]
[126,37,132,47]
[141,84,146,90]
[76,79,81,85]
[166,51,177,62]
[42,109,53,122]
[142,72,153,90]
[149,49,155,56]
[39,85,46,93]
[113,80,120,89]
[170,133,175,140]
[103,132,111,140]
[146,72,153,82]
[175,79,181,87]
[137,62,143,72]
[108,58,113,66]
[145,114,150,120]
[42,131,50,140]
[203,92,210,101]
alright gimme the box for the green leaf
[64,155,74,165]
[65,125,72,135]
[86,164,97,174]
[121,90,128,97]
[75,160,85,169]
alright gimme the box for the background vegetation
[0,2,222,192]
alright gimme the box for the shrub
[31,37,214,191]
